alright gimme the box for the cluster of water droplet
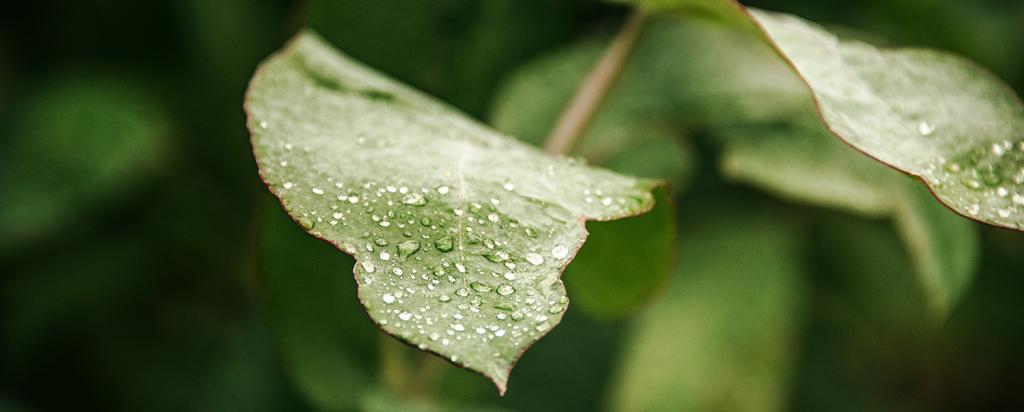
[930,137,1024,226]
[258,141,588,366]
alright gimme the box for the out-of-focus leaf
[0,74,168,251]
[720,119,979,316]
[490,22,699,184]
[628,0,1024,230]
[196,321,304,412]
[259,200,377,410]
[610,207,805,411]
[492,21,710,318]
[246,31,658,392]
[789,215,934,411]
[565,188,674,318]
[359,387,511,412]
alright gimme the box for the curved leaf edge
[644,1,1024,233]
[244,30,665,395]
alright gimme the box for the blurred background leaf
[609,197,806,411]
[0,74,168,253]
[258,197,377,411]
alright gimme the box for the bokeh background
[2,0,1024,411]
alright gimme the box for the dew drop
[437,186,450,195]
[525,253,544,265]
[283,182,294,189]
[483,251,509,263]
[434,237,454,252]
[496,283,516,296]
[502,181,515,191]
[470,281,492,293]
[398,312,412,321]
[379,251,391,261]
[438,294,451,303]
[551,244,569,259]
[917,121,935,136]
[311,187,325,195]
[398,240,421,257]
[361,261,376,273]
[401,193,427,206]
[392,268,403,276]
[383,294,396,304]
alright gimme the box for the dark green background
[1,0,1023,410]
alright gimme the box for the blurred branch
[543,8,648,155]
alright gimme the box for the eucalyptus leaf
[625,0,1024,230]
[246,31,658,393]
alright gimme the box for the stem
[543,9,649,155]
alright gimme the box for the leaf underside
[246,31,657,393]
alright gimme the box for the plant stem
[543,8,649,155]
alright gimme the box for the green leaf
[490,25,697,186]
[625,1,1024,230]
[750,9,1024,231]
[0,74,168,251]
[609,206,805,411]
[246,31,658,393]
[258,199,377,410]
[564,188,675,318]
[719,100,979,318]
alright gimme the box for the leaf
[258,199,377,410]
[245,31,658,393]
[0,74,168,252]
[609,204,805,411]
[494,12,979,316]
[750,9,1024,231]
[625,0,1024,230]
[721,121,980,317]
[564,188,675,318]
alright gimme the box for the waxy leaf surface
[627,0,1024,230]
[246,31,657,393]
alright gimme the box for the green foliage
[751,9,1024,231]
[611,203,805,411]
[259,200,377,410]
[246,32,658,391]
[0,74,168,252]
[4,0,1024,410]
